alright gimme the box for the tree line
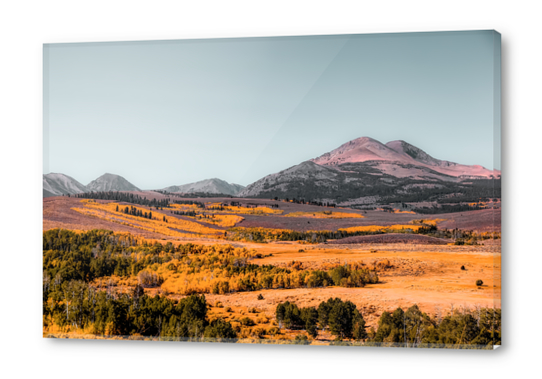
[43,229,380,299]
[170,210,197,217]
[226,224,437,244]
[172,200,205,208]
[122,205,153,219]
[43,279,236,341]
[275,299,500,348]
[43,230,237,340]
[370,304,500,348]
[76,191,170,208]
[276,298,367,340]
[270,197,336,208]
[412,204,483,214]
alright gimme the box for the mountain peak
[310,136,498,179]
[86,173,140,192]
[162,178,245,196]
[311,136,406,166]
[349,136,380,144]
[43,173,87,197]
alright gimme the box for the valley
[43,136,501,347]
[43,191,500,347]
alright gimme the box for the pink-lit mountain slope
[311,137,500,179]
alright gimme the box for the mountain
[239,161,339,198]
[384,140,499,178]
[239,137,501,209]
[86,173,140,192]
[43,173,88,197]
[311,137,407,166]
[311,137,499,179]
[162,178,245,196]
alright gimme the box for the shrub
[225,306,232,312]
[294,334,310,345]
[203,319,237,340]
[132,284,145,298]
[239,327,251,339]
[476,279,484,286]
[137,270,163,288]
[252,327,266,339]
[256,315,269,324]
[240,317,255,326]
[257,294,264,300]
[268,326,280,336]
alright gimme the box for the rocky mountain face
[162,178,245,196]
[86,173,140,192]
[239,137,500,209]
[312,137,499,179]
[239,161,339,198]
[43,173,88,197]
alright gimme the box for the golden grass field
[43,194,501,341]
[201,242,500,335]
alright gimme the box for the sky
[44,30,501,189]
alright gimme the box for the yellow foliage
[71,200,221,238]
[411,218,445,226]
[197,214,244,227]
[468,202,488,208]
[168,203,244,227]
[338,224,423,233]
[170,203,200,210]
[221,205,283,215]
[284,211,364,219]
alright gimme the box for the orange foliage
[195,214,244,228]
[411,218,445,226]
[169,203,244,227]
[392,209,416,214]
[284,211,364,219]
[170,203,200,210]
[338,224,423,233]
[221,205,283,215]
[71,200,221,238]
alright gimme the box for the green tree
[301,307,319,338]
[328,299,361,340]
[203,319,237,340]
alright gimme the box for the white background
[0,1,539,378]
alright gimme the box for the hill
[162,178,244,196]
[43,173,88,197]
[86,173,140,192]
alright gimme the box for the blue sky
[44,30,500,189]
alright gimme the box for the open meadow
[43,191,501,347]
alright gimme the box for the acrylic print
[43,30,501,348]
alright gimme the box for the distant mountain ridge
[43,173,88,197]
[43,172,244,197]
[43,137,500,208]
[162,178,245,196]
[43,172,140,197]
